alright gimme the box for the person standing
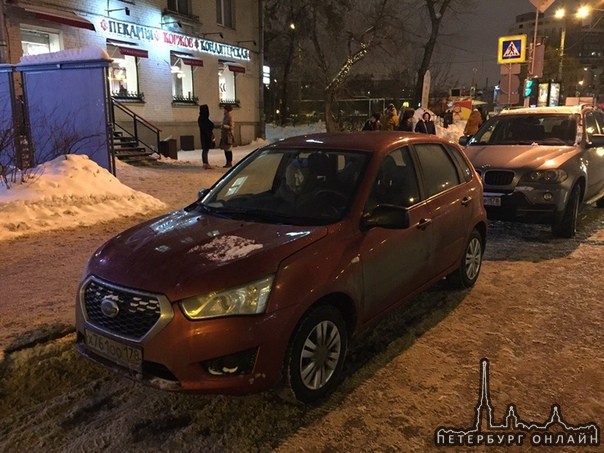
[414,111,436,134]
[220,105,235,168]
[198,104,215,169]
[381,104,399,131]
[362,112,382,131]
[463,108,483,138]
[398,108,415,131]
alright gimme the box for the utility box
[180,135,194,151]
[160,138,178,159]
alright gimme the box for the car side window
[414,143,462,198]
[446,144,473,182]
[367,147,421,209]
[584,111,601,140]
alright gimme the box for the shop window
[216,0,234,28]
[218,64,242,106]
[107,44,144,101]
[171,53,201,104]
[167,0,191,16]
[21,27,61,56]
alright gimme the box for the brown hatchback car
[76,132,487,403]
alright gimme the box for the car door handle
[417,218,432,229]
[461,196,473,206]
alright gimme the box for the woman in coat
[198,104,215,169]
[414,112,436,134]
[220,105,235,168]
[463,108,483,138]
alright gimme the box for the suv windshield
[469,114,579,146]
[193,147,369,226]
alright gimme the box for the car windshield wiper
[205,206,303,224]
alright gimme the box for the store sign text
[99,19,250,61]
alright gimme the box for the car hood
[86,209,327,301]
[464,144,578,170]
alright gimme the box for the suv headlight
[180,276,274,320]
[521,169,568,184]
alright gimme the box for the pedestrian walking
[414,111,436,134]
[198,104,215,169]
[220,105,235,167]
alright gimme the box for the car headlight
[522,169,568,184]
[179,276,274,320]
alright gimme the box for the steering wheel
[305,189,348,217]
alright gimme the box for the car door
[358,147,433,323]
[583,110,604,200]
[411,142,473,276]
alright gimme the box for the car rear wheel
[284,305,348,404]
[447,229,483,289]
[552,185,580,238]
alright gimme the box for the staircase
[110,99,161,161]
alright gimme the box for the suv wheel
[284,305,347,404]
[447,229,483,289]
[552,185,580,238]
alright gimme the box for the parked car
[75,132,487,403]
[460,105,604,237]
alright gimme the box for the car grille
[83,278,164,341]
[484,170,514,186]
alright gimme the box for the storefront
[4,0,262,147]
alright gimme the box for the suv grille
[484,170,514,186]
[83,279,164,341]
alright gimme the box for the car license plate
[85,330,142,372]
[483,195,502,207]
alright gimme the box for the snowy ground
[1,121,602,452]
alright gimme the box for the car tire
[552,185,580,238]
[447,229,483,289]
[284,305,348,404]
[596,196,604,208]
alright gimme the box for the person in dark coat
[398,108,415,131]
[414,111,436,134]
[198,104,215,169]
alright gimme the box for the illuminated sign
[97,18,251,61]
[498,35,526,64]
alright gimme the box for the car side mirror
[587,134,604,148]
[361,204,410,230]
[458,136,469,147]
[197,188,210,200]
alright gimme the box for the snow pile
[0,154,166,241]
[188,235,263,262]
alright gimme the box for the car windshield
[469,114,579,146]
[191,147,370,226]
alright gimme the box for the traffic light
[524,79,535,97]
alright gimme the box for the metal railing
[110,99,160,154]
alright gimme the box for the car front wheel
[447,229,483,289]
[284,305,348,404]
[552,185,580,238]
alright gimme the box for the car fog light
[203,348,257,376]
[543,192,553,201]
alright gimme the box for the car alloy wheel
[285,305,347,403]
[447,229,483,289]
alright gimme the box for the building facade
[2,0,263,148]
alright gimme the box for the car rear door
[583,110,604,200]
[411,142,474,276]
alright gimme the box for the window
[219,64,239,105]
[414,144,461,198]
[21,27,61,56]
[216,0,234,28]
[107,44,144,100]
[368,148,420,208]
[167,0,191,15]
[171,53,199,103]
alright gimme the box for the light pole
[554,8,567,83]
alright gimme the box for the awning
[19,4,95,31]
[116,46,148,58]
[182,58,203,67]
[227,64,245,74]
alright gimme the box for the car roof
[497,106,585,116]
[267,131,457,154]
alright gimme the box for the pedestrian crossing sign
[498,35,527,64]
